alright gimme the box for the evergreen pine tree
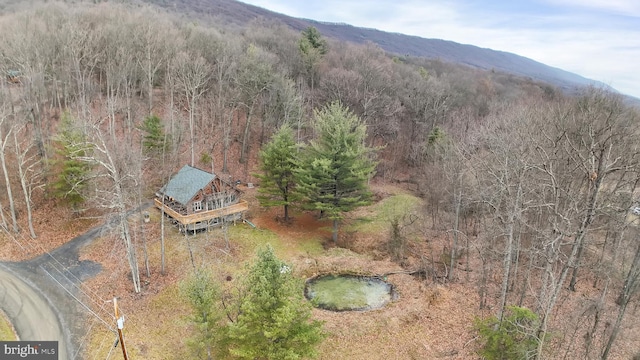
[139,114,170,154]
[296,101,377,242]
[298,26,327,91]
[181,270,230,360]
[299,27,328,56]
[255,125,299,222]
[228,245,324,359]
[51,112,91,211]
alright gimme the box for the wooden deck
[154,199,248,225]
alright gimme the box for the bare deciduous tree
[77,122,143,293]
[13,127,42,239]
[172,51,210,166]
[236,44,274,166]
[0,116,19,233]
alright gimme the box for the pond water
[304,274,395,311]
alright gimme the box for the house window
[192,201,202,212]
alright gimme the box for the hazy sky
[239,0,640,99]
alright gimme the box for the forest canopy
[0,1,638,359]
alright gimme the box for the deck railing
[154,198,248,225]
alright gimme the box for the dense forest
[0,1,639,359]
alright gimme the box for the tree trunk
[570,148,607,292]
[510,232,521,292]
[161,201,166,275]
[141,224,151,278]
[497,179,523,324]
[121,214,141,293]
[448,190,461,282]
[535,208,601,359]
[518,250,534,306]
[19,174,36,239]
[284,203,289,222]
[160,140,168,275]
[601,299,629,360]
[146,40,154,115]
[124,79,134,136]
[465,221,470,283]
[534,146,607,359]
[28,107,46,162]
[583,288,606,358]
[14,133,36,239]
[497,220,514,324]
[478,249,488,310]
[137,188,151,279]
[222,110,234,174]
[190,95,196,166]
[0,128,18,233]
[240,104,254,164]
[568,240,585,291]
[601,240,640,360]
[332,218,338,243]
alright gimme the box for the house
[154,165,248,233]
[6,70,21,84]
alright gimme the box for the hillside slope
[141,0,610,94]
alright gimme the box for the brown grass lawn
[78,185,485,359]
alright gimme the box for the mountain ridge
[0,0,615,97]
[143,0,612,95]
[303,20,602,91]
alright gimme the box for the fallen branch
[381,269,427,277]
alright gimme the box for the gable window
[192,201,202,212]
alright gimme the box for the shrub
[474,306,544,360]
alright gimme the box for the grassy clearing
[0,310,16,341]
[348,193,422,234]
[230,225,286,255]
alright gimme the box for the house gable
[159,165,216,206]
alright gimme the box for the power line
[4,214,147,359]
[9,224,120,325]
[73,314,99,360]
[7,230,117,327]
[45,259,115,323]
[89,330,112,360]
[41,266,114,331]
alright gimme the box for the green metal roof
[159,165,215,205]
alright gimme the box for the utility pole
[113,297,129,360]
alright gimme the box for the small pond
[304,274,396,311]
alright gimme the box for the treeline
[0,1,638,358]
[0,1,554,181]
[429,92,640,359]
[0,0,546,238]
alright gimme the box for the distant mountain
[142,0,612,94]
[306,23,611,94]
